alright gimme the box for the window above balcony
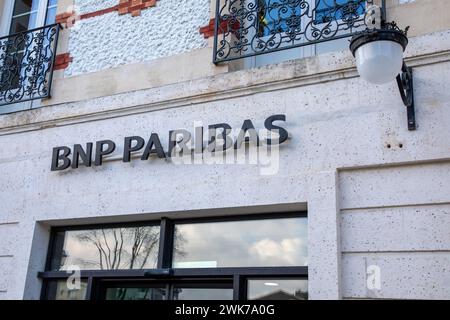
[0,0,60,110]
[213,0,380,64]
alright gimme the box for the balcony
[0,24,61,108]
[213,0,383,63]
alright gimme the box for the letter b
[51,147,71,171]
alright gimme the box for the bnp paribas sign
[51,114,288,172]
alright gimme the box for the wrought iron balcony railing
[0,24,61,107]
[213,0,383,63]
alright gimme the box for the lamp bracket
[396,62,416,131]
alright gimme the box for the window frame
[39,212,308,300]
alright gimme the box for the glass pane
[50,225,160,271]
[45,279,88,300]
[173,287,233,300]
[315,0,366,23]
[45,7,57,24]
[258,0,302,37]
[247,279,308,300]
[173,217,307,268]
[48,0,58,6]
[105,287,167,300]
[0,51,23,91]
[9,13,37,34]
[13,0,40,16]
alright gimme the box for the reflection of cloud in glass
[173,217,307,268]
[249,238,306,265]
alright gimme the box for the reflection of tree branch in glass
[75,227,160,270]
[57,226,186,270]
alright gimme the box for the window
[315,0,366,23]
[257,0,302,37]
[49,225,160,271]
[43,279,88,300]
[40,213,308,300]
[247,278,308,300]
[215,0,371,67]
[0,0,59,111]
[172,217,307,268]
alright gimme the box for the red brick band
[199,18,241,39]
[56,0,158,26]
[54,53,73,70]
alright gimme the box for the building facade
[0,0,449,300]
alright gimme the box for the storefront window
[49,225,160,271]
[41,213,307,300]
[247,278,308,300]
[172,217,308,268]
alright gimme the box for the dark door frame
[96,278,234,300]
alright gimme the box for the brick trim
[80,6,119,20]
[54,53,73,70]
[56,0,158,26]
[199,18,241,39]
[119,0,157,17]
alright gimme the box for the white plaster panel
[341,204,450,252]
[339,162,450,210]
[342,252,450,299]
[0,223,20,256]
[74,0,118,15]
[0,256,13,293]
[65,0,210,76]
[1,221,42,300]
[307,171,341,299]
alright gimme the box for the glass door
[102,281,169,300]
[98,279,234,301]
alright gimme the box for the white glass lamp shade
[354,40,404,85]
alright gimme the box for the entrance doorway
[98,279,233,300]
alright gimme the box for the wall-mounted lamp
[350,8,416,131]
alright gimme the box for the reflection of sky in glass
[248,279,308,300]
[173,217,307,268]
[52,226,160,270]
[259,0,302,37]
[315,0,366,23]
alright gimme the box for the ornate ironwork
[0,24,60,107]
[213,0,380,63]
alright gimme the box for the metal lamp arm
[396,62,416,130]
